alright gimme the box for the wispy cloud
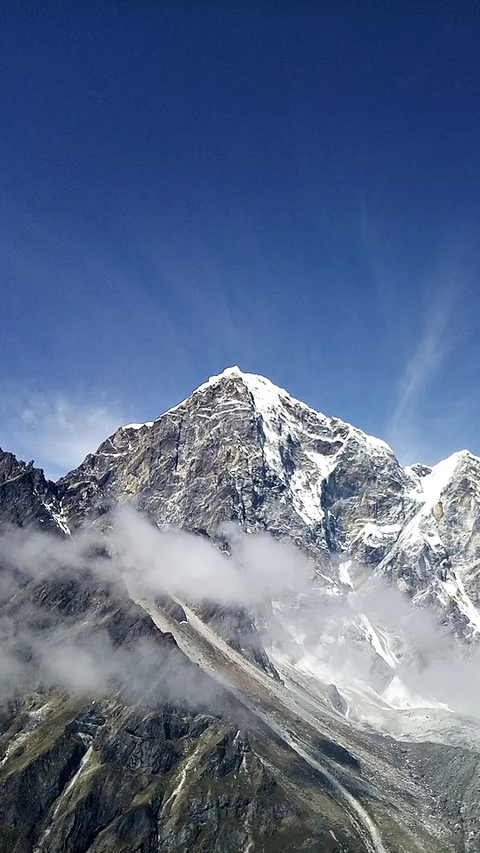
[0,388,125,479]
[386,242,474,464]
[388,295,453,457]
[360,205,480,464]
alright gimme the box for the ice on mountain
[121,421,155,430]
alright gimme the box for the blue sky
[1,1,480,478]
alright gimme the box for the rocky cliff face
[57,369,410,559]
[2,367,480,852]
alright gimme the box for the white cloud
[2,513,480,717]
[110,507,312,607]
[0,389,124,479]
[0,515,313,704]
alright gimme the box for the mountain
[1,366,480,852]
[57,366,480,649]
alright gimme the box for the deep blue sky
[1,1,480,477]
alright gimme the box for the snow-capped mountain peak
[198,366,393,453]
[194,367,399,530]
[58,368,480,652]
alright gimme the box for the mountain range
[1,366,480,852]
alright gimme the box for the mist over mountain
[1,367,480,853]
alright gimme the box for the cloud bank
[0,509,312,709]
[0,508,479,722]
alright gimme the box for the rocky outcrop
[0,449,66,533]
